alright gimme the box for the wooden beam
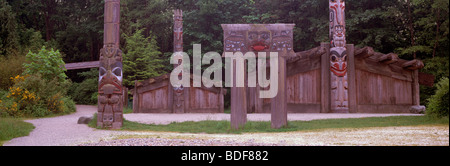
[65,61,100,70]
[377,53,399,64]
[347,44,358,113]
[271,49,288,129]
[401,59,424,70]
[320,43,331,113]
[354,46,374,59]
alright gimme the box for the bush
[22,46,67,83]
[0,55,26,90]
[0,74,75,117]
[67,68,98,105]
[426,77,449,118]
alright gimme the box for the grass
[89,114,449,134]
[0,118,35,146]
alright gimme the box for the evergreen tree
[122,29,164,88]
[0,0,19,57]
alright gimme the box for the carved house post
[172,9,185,113]
[98,0,123,129]
[329,0,349,113]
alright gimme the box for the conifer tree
[122,29,164,88]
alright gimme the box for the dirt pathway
[4,105,447,146]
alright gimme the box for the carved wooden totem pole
[173,9,185,113]
[98,0,123,129]
[329,0,348,113]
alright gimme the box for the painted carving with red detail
[330,0,348,112]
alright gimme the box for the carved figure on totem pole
[173,9,184,113]
[98,0,123,129]
[98,45,123,129]
[329,0,348,112]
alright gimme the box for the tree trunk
[407,0,416,59]
[432,8,440,58]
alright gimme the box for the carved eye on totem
[331,54,347,62]
[112,67,122,81]
[260,32,270,40]
[103,116,113,122]
[99,67,107,81]
[248,32,257,40]
[331,55,338,62]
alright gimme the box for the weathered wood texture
[347,44,357,113]
[271,53,287,129]
[356,69,413,105]
[65,61,100,70]
[133,74,225,113]
[286,70,321,105]
[353,46,423,113]
[261,44,424,113]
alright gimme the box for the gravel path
[125,113,423,125]
[4,105,446,146]
[4,105,120,146]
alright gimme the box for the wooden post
[321,42,331,113]
[412,70,420,105]
[123,87,128,108]
[133,80,139,113]
[219,88,225,113]
[98,0,123,129]
[347,44,357,113]
[230,60,247,130]
[271,50,288,129]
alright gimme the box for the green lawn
[90,114,449,134]
[0,118,35,146]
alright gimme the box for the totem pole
[329,0,348,112]
[173,9,185,113]
[98,0,123,129]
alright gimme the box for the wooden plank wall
[287,69,321,104]
[134,78,224,113]
[189,88,220,109]
[356,70,413,105]
[261,62,322,113]
[138,85,170,113]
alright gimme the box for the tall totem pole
[98,0,123,129]
[172,9,185,113]
[329,0,348,112]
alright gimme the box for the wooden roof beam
[377,53,399,64]
[401,59,424,70]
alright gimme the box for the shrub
[62,96,76,114]
[0,55,26,90]
[0,74,75,117]
[22,46,67,83]
[67,68,98,105]
[427,77,449,118]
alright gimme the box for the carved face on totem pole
[223,24,294,54]
[330,0,348,111]
[330,47,348,108]
[330,47,347,77]
[329,0,346,48]
[224,31,247,52]
[247,29,271,52]
[272,30,293,52]
[98,45,123,129]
